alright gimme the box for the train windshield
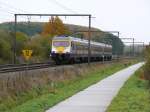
[53,41,69,47]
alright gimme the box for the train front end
[51,36,71,64]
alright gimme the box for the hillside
[0,22,114,39]
[0,22,100,37]
[0,22,43,36]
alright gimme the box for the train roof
[53,36,112,48]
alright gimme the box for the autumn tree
[42,16,70,36]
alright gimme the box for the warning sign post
[22,50,33,61]
[22,49,33,73]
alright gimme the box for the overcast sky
[0,0,150,44]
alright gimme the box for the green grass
[1,61,136,112]
[107,68,150,112]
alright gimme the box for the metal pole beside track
[13,14,17,64]
[117,32,120,60]
[123,41,144,59]
[88,15,91,65]
[133,38,135,57]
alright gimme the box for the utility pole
[13,14,17,64]
[88,15,91,65]
[120,38,135,58]
[117,32,120,60]
[123,41,144,59]
[133,38,134,57]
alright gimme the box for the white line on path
[46,62,144,112]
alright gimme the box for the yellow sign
[22,50,33,60]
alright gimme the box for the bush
[0,37,12,63]
[144,46,150,85]
[24,34,51,62]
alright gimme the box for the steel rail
[0,57,134,73]
[0,62,55,73]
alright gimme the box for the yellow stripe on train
[56,47,65,53]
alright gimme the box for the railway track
[0,62,56,73]
[0,61,114,73]
[0,57,134,73]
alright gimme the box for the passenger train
[51,36,112,64]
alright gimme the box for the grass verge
[107,67,150,112]
[2,60,137,112]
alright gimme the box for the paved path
[46,62,144,112]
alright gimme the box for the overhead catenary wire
[46,0,78,14]
[0,1,33,22]
[0,1,29,13]
[0,7,14,14]
[0,0,57,22]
